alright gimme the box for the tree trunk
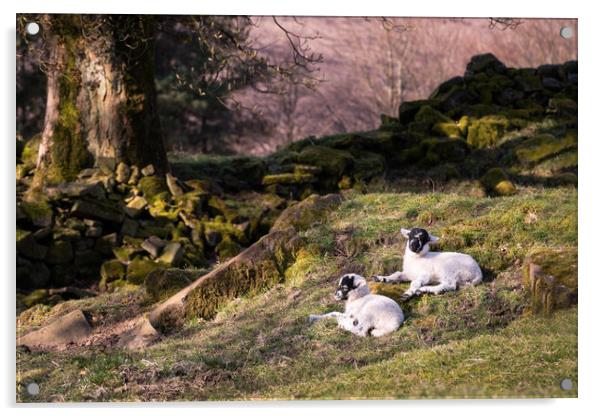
[36,15,168,185]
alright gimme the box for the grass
[16,186,577,402]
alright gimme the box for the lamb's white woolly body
[373,227,482,300]
[309,274,404,337]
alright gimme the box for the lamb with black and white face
[372,227,483,301]
[309,273,404,337]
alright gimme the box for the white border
[2,1,600,415]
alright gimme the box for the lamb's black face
[407,228,431,254]
[335,274,357,301]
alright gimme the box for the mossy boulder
[99,259,126,291]
[352,152,386,181]
[23,289,50,308]
[126,258,163,285]
[144,268,199,302]
[479,167,517,196]
[271,194,343,233]
[71,199,124,224]
[433,122,462,139]
[515,131,577,165]
[157,242,184,266]
[465,53,507,77]
[523,246,577,315]
[45,240,74,265]
[20,200,53,228]
[413,105,452,126]
[466,115,511,148]
[402,138,469,166]
[138,176,169,202]
[398,99,434,124]
[297,146,354,178]
[17,233,48,261]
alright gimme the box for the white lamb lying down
[309,273,404,337]
[372,227,483,301]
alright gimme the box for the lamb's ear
[400,228,411,238]
[429,235,440,243]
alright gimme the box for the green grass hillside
[17,186,577,401]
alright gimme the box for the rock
[20,200,53,228]
[45,240,74,265]
[77,168,100,179]
[157,242,184,266]
[297,145,354,178]
[99,260,126,291]
[120,218,139,236]
[127,259,163,285]
[479,167,517,196]
[17,234,48,261]
[128,165,141,185]
[515,131,577,165]
[117,317,160,350]
[94,233,120,256]
[17,262,50,290]
[141,164,155,176]
[138,176,168,202]
[48,286,96,300]
[512,68,542,92]
[272,193,343,232]
[166,173,186,197]
[123,196,148,218]
[85,226,103,238]
[414,105,452,126]
[144,268,198,302]
[149,227,303,326]
[52,227,81,241]
[141,236,167,258]
[18,309,91,348]
[50,264,77,286]
[398,99,433,124]
[51,180,106,200]
[22,289,50,308]
[465,53,506,77]
[466,115,511,148]
[523,247,577,315]
[115,162,131,184]
[71,199,124,224]
[547,98,578,117]
[541,77,562,90]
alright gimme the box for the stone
[157,242,184,266]
[22,289,50,308]
[523,247,577,315]
[465,53,506,77]
[216,236,241,260]
[94,233,120,256]
[52,227,81,241]
[541,77,562,90]
[20,200,53,228]
[272,193,343,232]
[138,176,168,202]
[144,268,198,302]
[45,240,74,265]
[117,317,159,350]
[166,173,185,197]
[128,165,141,185]
[123,196,148,218]
[466,115,511,148]
[32,227,52,241]
[115,162,131,184]
[141,164,155,176]
[17,234,48,261]
[141,236,167,258]
[127,259,163,285]
[99,260,127,291]
[17,262,50,290]
[71,199,124,224]
[120,218,139,236]
[85,226,103,238]
[50,264,77,286]
[18,309,92,348]
[479,167,517,196]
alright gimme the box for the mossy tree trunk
[36,15,168,185]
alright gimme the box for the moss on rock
[144,268,198,302]
[99,259,126,291]
[515,131,577,165]
[466,115,511,148]
[523,246,577,315]
[126,258,163,285]
[297,146,354,178]
[138,176,169,202]
[480,167,517,196]
[271,194,343,232]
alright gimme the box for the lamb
[372,227,483,301]
[308,273,404,337]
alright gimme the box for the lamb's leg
[400,276,430,301]
[372,271,412,283]
[415,281,457,296]
[308,311,344,323]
